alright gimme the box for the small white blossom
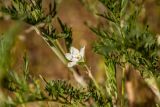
[65,46,85,67]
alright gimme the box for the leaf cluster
[1,0,72,48]
[2,69,109,106]
[1,55,107,106]
[0,0,56,25]
[92,0,160,77]
[45,80,89,105]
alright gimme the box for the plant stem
[55,40,65,55]
[84,64,100,90]
[84,64,106,102]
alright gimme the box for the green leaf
[57,18,72,51]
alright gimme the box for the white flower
[65,46,85,67]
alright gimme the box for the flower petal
[65,53,72,60]
[71,57,79,62]
[80,46,85,57]
[68,61,77,67]
[70,46,79,55]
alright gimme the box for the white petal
[79,46,85,57]
[70,47,79,55]
[65,53,72,60]
[71,57,79,62]
[67,61,77,67]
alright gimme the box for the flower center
[76,54,81,60]
[72,53,81,61]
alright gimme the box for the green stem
[84,64,107,103]
[84,64,100,90]
[55,40,66,55]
